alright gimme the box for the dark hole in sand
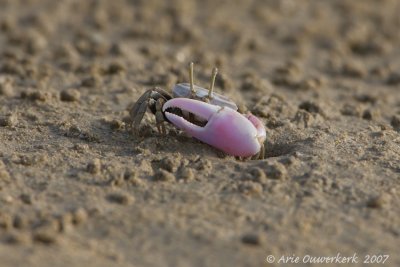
[264,142,296,158]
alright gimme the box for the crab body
[128,63,266,159]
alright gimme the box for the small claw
[164,98,262,157]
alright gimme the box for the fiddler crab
[129,63,266,159]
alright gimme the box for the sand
[0,0,399,266]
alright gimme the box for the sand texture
[0,0,400,266]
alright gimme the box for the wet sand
[0,0,399,266]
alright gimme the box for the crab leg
[163,98,264,157]
[129,90,152,134]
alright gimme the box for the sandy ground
[0,0,400,266]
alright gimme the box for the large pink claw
[163,98,265,157]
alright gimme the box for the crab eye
[149,91,159,98]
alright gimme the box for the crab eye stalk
[208,67,218,100]
[189,62,195,95]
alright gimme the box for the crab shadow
[49,115,314,162]
[132,128,223,158]
[264,140,296,158]
[263,136,318,159]
[126,126,313,160]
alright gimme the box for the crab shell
[163,98,266,157]
[172,83,238,111]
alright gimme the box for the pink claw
[163,98,265,157]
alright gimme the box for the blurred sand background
[0,0,399,266]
